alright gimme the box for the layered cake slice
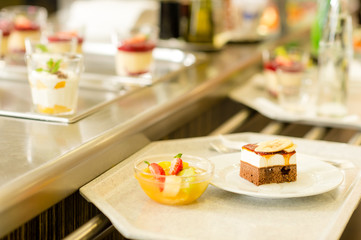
[240,139,297,186]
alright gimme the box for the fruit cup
[134,153,214,205]
[112,25,158,76]
[26,52,84,115]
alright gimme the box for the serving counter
[0,33,263,238]
[0,27,360,240]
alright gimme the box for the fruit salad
[134,153,213,205]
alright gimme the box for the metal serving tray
[229,73,361,130]
[0,46,200,123]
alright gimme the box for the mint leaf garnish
[45,58,62,74]
[35,58,63,75]
[36,44,48,53]
[174,153,182,158]
[52,59,61,73]
[47,58,54,70]
[144,161,150,166]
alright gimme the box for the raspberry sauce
[118,42,155,52]
[47,35,84,44]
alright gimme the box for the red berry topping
[169,153,183,175]
[148,162,166,191]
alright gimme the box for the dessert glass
[262,48,280,97]
[0,11,12,59]
[26,52,84,115]
[25,37,77,55]
[269,46,314,113]
[113,25,158,76]
[4,5,47,65]
[44,23,85,54]
[134,154,214,205]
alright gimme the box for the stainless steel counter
[0,28,311,237]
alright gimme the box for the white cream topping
[28,70,79,110]
[115,50,153,75]
[241,148,296,168]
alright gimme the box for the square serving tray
[0,46,200,123]
[80,132,361,240]
[229,73,361,130]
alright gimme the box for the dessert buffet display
[0,5,200,123]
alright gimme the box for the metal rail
[348,132,361,145]
[260,121,285,135]
[209,109,251,136]
[303,127,327,140]
[63,214,110,240]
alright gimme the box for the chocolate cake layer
[240,161,297,186]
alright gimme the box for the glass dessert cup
[46,35,78,54]
[44,23,85,54]
[25,37,77,55]
[0,11,12,58]
[262,45,309,98]
[276,61,311,114]
[4,5,47,64]
[134,154,214,205]
[113,25,158,76]
[25,52,84,115]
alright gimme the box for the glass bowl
[134,154,214,205]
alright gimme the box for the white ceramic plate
[209,152,344,198]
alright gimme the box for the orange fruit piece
[37,104,72,114]
[54,104,71,114]
[54,81,66,89]
[37,105,54,114]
